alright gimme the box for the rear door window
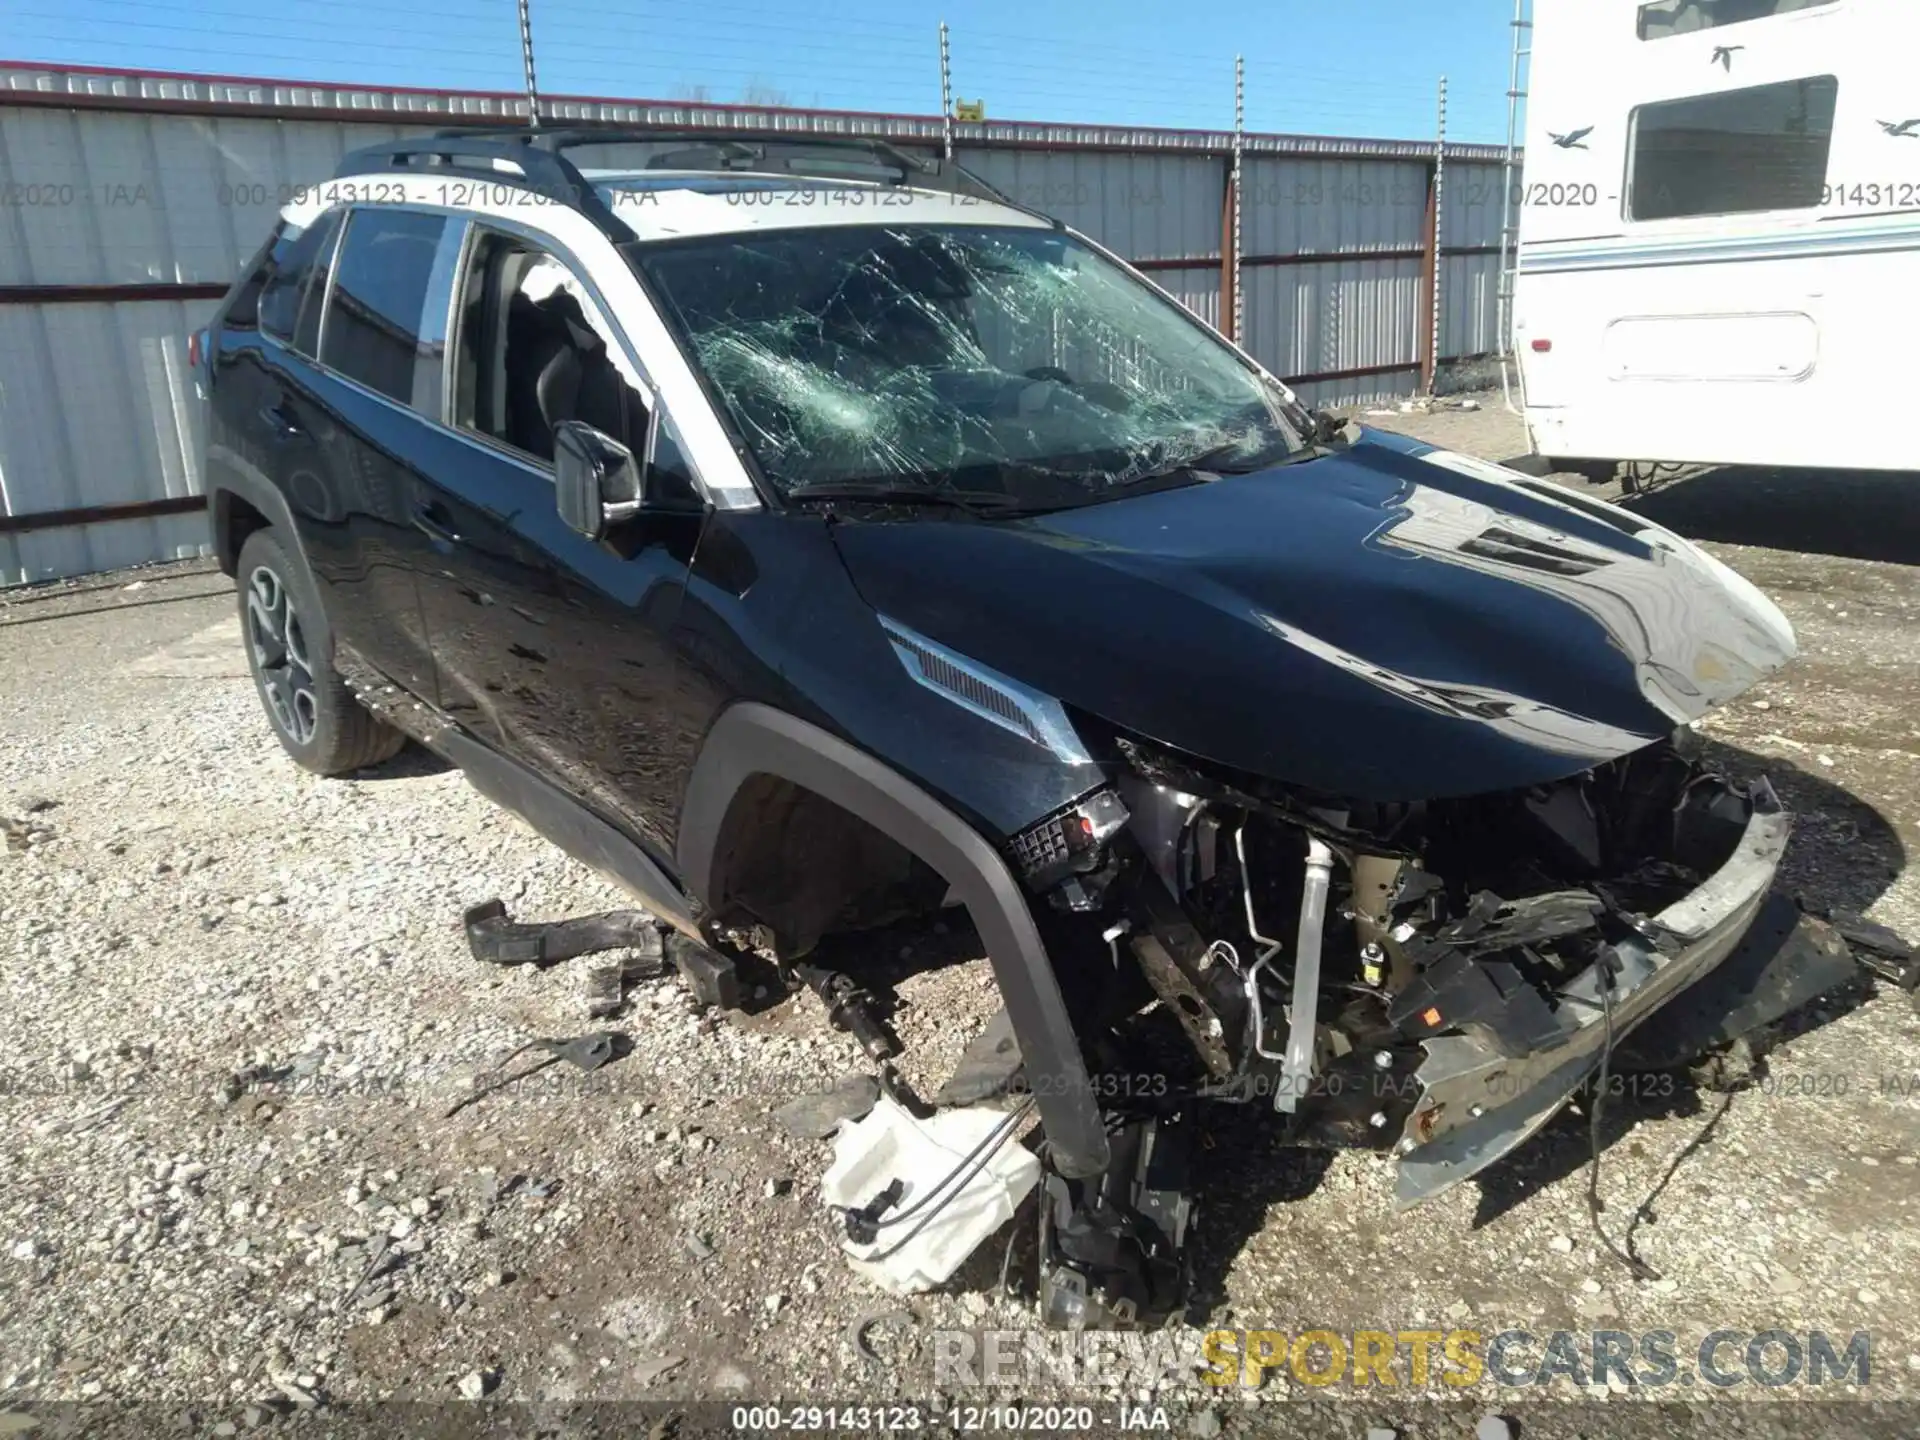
[319,208,456,409]
[1627,75,1838,220]
[257,209,342,355]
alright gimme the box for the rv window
[1627,75,1837,221]
[1638,0,1836,40]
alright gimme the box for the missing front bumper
[1393,787,1797,1208]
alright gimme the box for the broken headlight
[1010,789,1130,904]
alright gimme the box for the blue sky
[7,0,1521,143]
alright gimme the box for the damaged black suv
[201,129,1824,1327]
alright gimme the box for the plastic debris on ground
[820,1095,1039,1294]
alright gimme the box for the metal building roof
[0,61,1510,163]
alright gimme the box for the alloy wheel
[246,565,319,746]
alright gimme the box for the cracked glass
[631,224,1307,508]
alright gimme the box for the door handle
[412,501,463,546]
[258,402,306,441]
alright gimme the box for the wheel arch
[206,445,312,588]
[677,702,1111,1179]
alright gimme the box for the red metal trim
[1282,351,1496,388]
[0,57,531,99]
[1130,244,1499,275]
[1249,247,1421,268]
[1283,360,1417,386]
[1131,256,1217,272]
[0,282,228,305]
[0,494,207,536]
[0,61,1506,159]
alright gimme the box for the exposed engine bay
[1110,729,1764,1111]
[996,727,1838,1327]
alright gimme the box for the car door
[291,205,472,704]
[405,222,708,865]
[217,204,448,701]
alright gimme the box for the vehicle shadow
[349,741,453,781]
[1612,465,1920,566]
[1467,962,1879,1238]
[1705,740,1906,919]
[1184,1107,1337,1321]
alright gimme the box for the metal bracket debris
[666,932,743,1010]
[340,1234,395,1312]
[1831,913,1919,990]
[34,1096,130,1138]
[462,898,666,970]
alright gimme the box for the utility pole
[939,21,954,160]
[1498,0,1533,412]
[1232,55,1245,346]
[1429,74,1448,396]
[517,0,541,128]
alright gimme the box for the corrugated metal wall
[0,104,435,582]
[0,298,211,582]
[0,63,1509,584]
[1240,155,1430,408]
[1439,161,1507,363]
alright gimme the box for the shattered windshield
[630,224,1307,506]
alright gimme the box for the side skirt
[433,725,701,939]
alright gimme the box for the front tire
[236,528,405,776]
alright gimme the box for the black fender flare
[678,702,1111,1179]
[205,442,313,586]
[206,444,360,681]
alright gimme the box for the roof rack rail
[333,132,624,229]
[335,127,1027,232]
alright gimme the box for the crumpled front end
[1093,729,1845,1208]
[1387,772,1789,1206]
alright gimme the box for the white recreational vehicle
[1512,0,1919,472]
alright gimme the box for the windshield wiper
[1113,435,1307,489]
[785,483,1036,515]
[1179,419,1351,477]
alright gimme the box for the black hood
[828,430,1797,802]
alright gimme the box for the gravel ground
[3,399,1918,1437]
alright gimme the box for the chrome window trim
[310,207,349,362]
[442,219,479,427]
[450,212,659,414]
[258,325,552,484]
[256,200,725,501]
[414,215,469,423]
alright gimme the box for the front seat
[504,291,580,462]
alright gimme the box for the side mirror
[554,420,643,540]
